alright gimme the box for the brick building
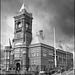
[29,43,54,72]
[4,3,73,73]
[56,49,73,70]
[4,46,11,70]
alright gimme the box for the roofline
[56,49,73,54]
[29,43,73,54]
[29,43,54,49]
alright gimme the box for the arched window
[17,21,22,28]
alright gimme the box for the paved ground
[0,69,74,75]
[52,70,74,75]
[0,70,6,74]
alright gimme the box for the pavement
[67,70,74,75]
[0,70,6,74]
[0,69,74,75]
[52,70,74,75]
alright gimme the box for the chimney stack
[39,30,44,39]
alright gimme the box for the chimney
[39,30,44,39]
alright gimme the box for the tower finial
[9,38,12,48]
[19,3,26,12]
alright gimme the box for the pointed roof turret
[14,3,33,19]
[19,3,26,12]
[9,38,12,48]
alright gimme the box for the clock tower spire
[19,3,26,12]
[13,3,33,46]
[12,3,33,71]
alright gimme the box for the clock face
[17,21,22,28]
[18,23,22,28]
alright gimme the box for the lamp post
[53,27,57,68]
[65,45,69,75]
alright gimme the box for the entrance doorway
[16,63,20,70]
[16,63,20,67]
[16,63,20,74]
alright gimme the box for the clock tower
[13,4,33,46]
[12,4,33,71]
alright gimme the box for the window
[32,60,36,65]
[43,49,46,57]
[15,53,19,58]
[60,54,61,58]
[34,52,36,56]
[17,21,22,28]
[36,49,40,56]
[29,53,30,57]
[26,23,28,28]
[23,50,26,54]
[49,59,53,62]
[7,62,9,65]
[26,23,29,29]
[7,52,9,59]
[64,55,65,59]
[48,50,53,56]
[19,23,22,28]
[11,51,13,55]
[14,49,20,53]
[29,25,31,30]
[4,52,6,59]
[31,52,36,57]
[29,50,31,57]
[14,48,20,58]
[20,52,22,57]
[15,24,17,29]
[10,61,12,64]
[36,52,39,56]
[7,56,9,59]
[43,53,46,57]
[23,60,25,65]
[32,53,34,57]
[17,33,22,39]
[33,60,36,65]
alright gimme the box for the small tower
[12,3,33,71]
[13,3,33,46]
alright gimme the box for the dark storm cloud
[1,0,22,15]
[1,0,74,37]
[1,0,74,46]
[26,0,74,37]
[46,0,74,36]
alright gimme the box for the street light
[53,27,57,68]
[65,45,69,75]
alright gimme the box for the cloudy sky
[1,0,74,63]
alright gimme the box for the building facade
[56,49,73,70]
[29,43,54,72]
[4,4,73,73]
[4,46,11,70]
[12,3,32,71]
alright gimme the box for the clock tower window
[17,21,22,28]
[26,23,29,29]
